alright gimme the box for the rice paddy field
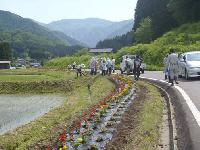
[0,94,67,135]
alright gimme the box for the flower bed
[47,76,138,150]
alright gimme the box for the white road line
[140,76,146,78]
[148,78,154,80]
[160,80,167,83]
[143,77,200,127]
[174,86,200,127]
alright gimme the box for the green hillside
[0,10,63,42]
[0,10,86,60]
[0,30,83,60]
[45,21,200,70]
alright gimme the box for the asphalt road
[134,71,200,150]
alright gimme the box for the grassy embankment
[0,68,116,149]
[128,81,163,149]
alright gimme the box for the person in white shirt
[166,49,179,86]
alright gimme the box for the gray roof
[89,48,113,53]
[0,61,10,63]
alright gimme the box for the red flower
[92,109,96,113]
[97,104,100,108]
[71,135,74,139]
[89,113,93,117]
[78,121,82,127]
[61,134,66,141]
[47,148,51,150]
[104,98,107,101]
[111,94,113,96]
[85,118,88,123]
[117,88,120,92]
[100,101,104,105]
[84,130,88,134]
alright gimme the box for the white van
[178,51,200,79]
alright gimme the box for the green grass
[126,81,163,150]
[0,75,116,150]
[0,75,55,81]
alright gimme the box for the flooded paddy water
[0,94,67,135]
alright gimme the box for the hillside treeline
[0,42,12,61]
[0,30,83,61]
[96,0,200,51]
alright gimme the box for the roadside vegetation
[128,81,163,149]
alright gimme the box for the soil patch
[104,84,147,150]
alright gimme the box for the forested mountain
[43,18,134,47]
[0,30,83,60]
[96,31,134,53]
[133,0,200,45]
[0,10,86,61]
[105,22,134,39]
[52,31,88,47]
[133,0,178,41]
[0,10,87,46]
[0,10,64,42]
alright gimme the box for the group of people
[67,56,116,78]
[89,57,115,76]
[163,48,179,86]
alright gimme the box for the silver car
[178,51,200,79]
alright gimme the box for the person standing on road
[166,48,179,86]
[134,55,141,81]
[163,54,168,79]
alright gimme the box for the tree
[133,0,178,40]
[134,17,153,44]
[0,42,12,61]
[74,48,89,57]
[168,0,200,24]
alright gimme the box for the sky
[0,0,137,24]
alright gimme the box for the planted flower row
[47,76,137,150]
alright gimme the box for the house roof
[89,48,113,53]
[0,61,11,63]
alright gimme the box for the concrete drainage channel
[140,77,193,150]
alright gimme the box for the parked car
[16,65,26,69]
[120,55,146,74]
[178,51,200,79]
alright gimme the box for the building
[30,63,41,68]
[16,58,26,66]
[89,48,113,55]
[0,61,10,69]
